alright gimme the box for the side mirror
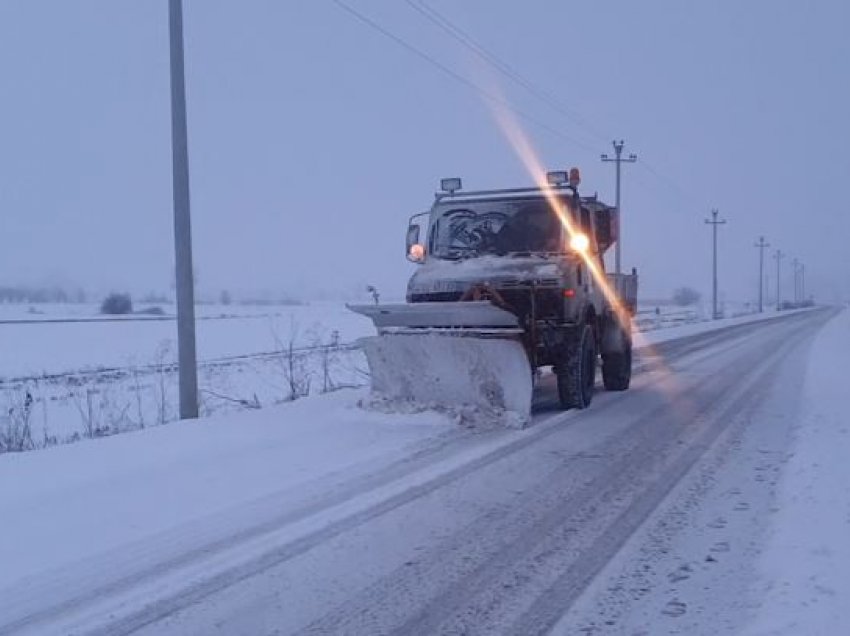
[406,212,429,263]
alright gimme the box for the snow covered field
[0,302,372,378]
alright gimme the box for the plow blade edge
[349,302,532,422]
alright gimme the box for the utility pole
[754,236,770,312]
[800,263,806,301]
[601,140,637,275]
[792,258,799,303]
[774,249,784,309]
[705,209,726,319]
[168,0,199,419]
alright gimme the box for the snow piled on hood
[412,255,562,284]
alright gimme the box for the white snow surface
[742,307,850,635]
[0,390,455,592]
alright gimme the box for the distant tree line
[672,287,701,307]
[0,286,87,303]
[0,285,305,308]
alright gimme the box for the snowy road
[0,308,838,635]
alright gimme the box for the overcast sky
[1,0,848,304]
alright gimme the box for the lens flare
[471,75,701,412]
[487,100,633,330]
[569,233,590,252]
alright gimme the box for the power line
[405,1,707,209]
[331,0,596,153]
[334,0,705,212]
[634,158,700,206]
[404,0,609,144]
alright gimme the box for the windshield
[430,197,570,259]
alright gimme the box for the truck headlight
[409,243,426,262]
[569,233,590,252]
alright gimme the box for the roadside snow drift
[743,307,850,635]
[358,333,532,427]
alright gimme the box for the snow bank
[634,307,814,349]
[0,389,457,592]
[358,333,532,428]
[743,307,850,635]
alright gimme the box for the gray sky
[1,1,848,303]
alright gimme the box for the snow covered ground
[0,390,455,594]
[742,306,850,634]
[0,306,839,636]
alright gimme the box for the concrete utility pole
[168,0,199,419]
[774,249,784,308]
[601,140,637,275]
[754,236,770,312]
[792,257,799,303]
[705,209,726,319]
[800,263,806,301]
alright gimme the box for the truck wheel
[602,331,632,391]
[557,324,596,409]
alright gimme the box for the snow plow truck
[349,169,638,423]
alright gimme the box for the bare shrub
[132,366,145,429]
[154,341,174,425]
[101,292,133,315]
[72,388,97,438]
[1,390,35,453]
[310,329,342,394]
[272,320,312,402]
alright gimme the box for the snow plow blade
[348,302,533,425]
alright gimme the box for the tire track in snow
[297,315,821,635]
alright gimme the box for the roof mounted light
[440,177,462,194]
[569,167,581,188]
[546,171,569,187]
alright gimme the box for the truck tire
[602,328,632,391]
[557,324,596,409]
